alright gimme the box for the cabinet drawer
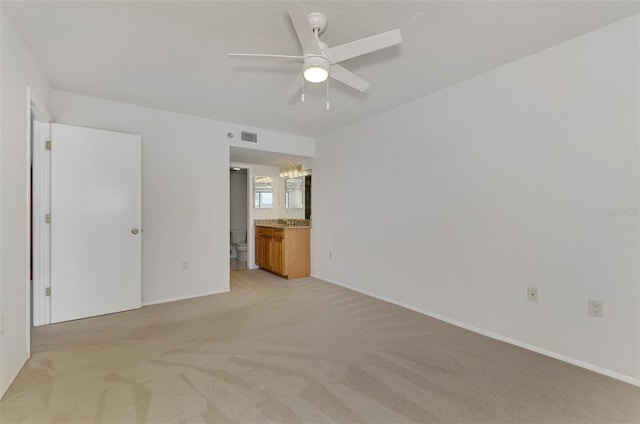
[256,226,274,236]
[256,226,284,238]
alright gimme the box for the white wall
[313,15,640,383]
[230,171,247,232]
[229,126,314,158]
[0,11,51,397]
[51,91,314,305]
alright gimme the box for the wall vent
[241,131,258,143]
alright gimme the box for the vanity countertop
[255,219,311,229]
[256,223,311,229]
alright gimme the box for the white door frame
[29,87,52,328]
[29,88,51,326]
[230,161,256,270]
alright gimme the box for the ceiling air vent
[241,131,258,143]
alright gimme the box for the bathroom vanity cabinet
[255,226,310,279]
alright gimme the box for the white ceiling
[4,1,639,138]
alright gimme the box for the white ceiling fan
[229,4,402,98]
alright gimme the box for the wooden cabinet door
[264,236,273,271]
[256,234,277,272]
[255,235,265,267]
[270,237,284,275]
[254,235,260,266]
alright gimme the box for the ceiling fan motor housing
[307,12,328,34]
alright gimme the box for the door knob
[131,228,139,235]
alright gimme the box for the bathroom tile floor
[230,258,247,271]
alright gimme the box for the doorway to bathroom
[230,167,248,270]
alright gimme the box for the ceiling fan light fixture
[304,66,329,83]
[303,56,330,83]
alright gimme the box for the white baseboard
[0,354,29,400]
[142,289,230,307]
[312,274,640,388]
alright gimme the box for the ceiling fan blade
[328,29,402,64]
[286,72,304,98]
[229,54,304,63]
[330,64,370,92]
[288,4,321,54]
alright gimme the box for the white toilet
[231,230,248,262]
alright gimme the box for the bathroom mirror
[254,176,273,208]
[285,178,304,209]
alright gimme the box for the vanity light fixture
[279,164,311,178]
[231,167,241,171]
[255,176,272,184]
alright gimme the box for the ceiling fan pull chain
[326,78,330,110]
[302,78,305,102]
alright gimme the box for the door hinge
[45,214,51,223]
[45,287,51,297]
[45,140,51,150]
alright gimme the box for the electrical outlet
[588,299,603,318]
[527,287,538,302]
[182,260,189,270]
[329,251,333,259]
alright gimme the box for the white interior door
[51,124,141,323]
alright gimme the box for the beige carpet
[1,270,639,423]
